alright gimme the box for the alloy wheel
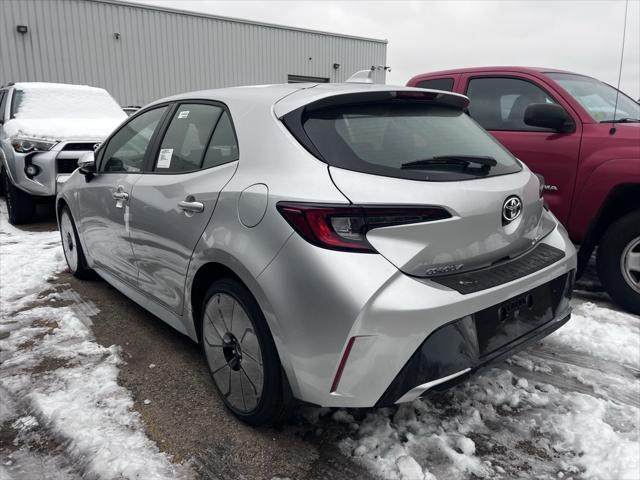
[60,210,79,272]
[621,236,640,294]
[202,293,264,413]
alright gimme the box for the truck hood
[3,117,124,142]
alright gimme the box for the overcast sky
[133,0,639,98]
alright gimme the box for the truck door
[461,74,581,225]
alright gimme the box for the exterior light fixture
[16,25,28,34]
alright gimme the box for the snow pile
[326,299,640,480]
[547,300,640,366]
[4,82,125,141]
[0,207,192,479]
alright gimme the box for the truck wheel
[200,278,287,425]
[59,206,93,279]
[2,169,36,224]
[597,211,640,315]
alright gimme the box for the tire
[597,211,640,315]
[200,277,286,425]
[59,206,93,279]
[2,169,35,224]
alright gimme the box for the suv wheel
[2,169,36,224]
[200,278,286,425]
[597,211,640,315]
[59,206,93,279]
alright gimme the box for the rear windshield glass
[293,102,522,181]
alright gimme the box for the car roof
[150,82,470,116]
[410,66,579,78]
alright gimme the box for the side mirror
[524,103,575,133]
[78,152,97,179]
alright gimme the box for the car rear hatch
[329,166,544,276]
[279,87,551,278]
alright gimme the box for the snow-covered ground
[0,206,192,479]
[311,295,640,480]
[1,205,639,480]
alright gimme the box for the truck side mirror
[524,103,575,133]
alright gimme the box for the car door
[462,75,581,224]
[129,101,239,314]
[78,106,169,286]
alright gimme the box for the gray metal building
[0,0,388,105]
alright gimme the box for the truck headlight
[11,137,57,153]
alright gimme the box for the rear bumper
[376,272,573,406]
[258,220,577,408]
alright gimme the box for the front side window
[154,104,223,173]
[546,72,639,123]
[291,100,521,182]
[101,107,167,173]
[466,77,557,131]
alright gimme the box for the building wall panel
[1,0,386,105]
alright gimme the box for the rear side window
[287,100,521,182]
[202,111,239,169]
[466,77,557,131]
[155,104,223,173]
[415,78,454,92]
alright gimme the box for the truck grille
[57,158,79,174]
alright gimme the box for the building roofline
[88,0,389,45]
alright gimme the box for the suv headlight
[11,137,57,153]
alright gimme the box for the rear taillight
[277,202,450,253]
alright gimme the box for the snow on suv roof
[5,82,126,141]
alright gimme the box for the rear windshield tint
[286,101,522,181]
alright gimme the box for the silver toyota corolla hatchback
[57,82,577,424]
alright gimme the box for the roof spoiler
[301,90,469,113]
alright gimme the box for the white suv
[0,82,125,223]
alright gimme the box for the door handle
[112,186,129,201]
[112,191,129,200]
[112,186,129,208]
[178,196,204,214]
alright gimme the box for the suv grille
[62,143,95,151]
[57,158,79,174]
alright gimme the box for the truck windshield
[546,72,639,123]
[10,85,125,120]
[290,101,521,182]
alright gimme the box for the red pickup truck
[408,67,640,314]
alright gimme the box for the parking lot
[0,204,638,480]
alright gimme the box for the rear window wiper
[401,155,498,170]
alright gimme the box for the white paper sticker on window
[157,148,173,168]
[178,110,189,119]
